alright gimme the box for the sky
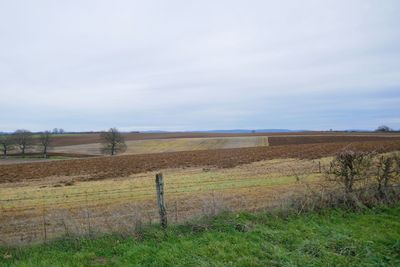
[1,0,399,132]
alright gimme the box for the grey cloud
[0,0,399,131]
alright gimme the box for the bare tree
[13,129,33,157]
[0,134,14,158]
[100,128,127,156]
[39,131,52,158]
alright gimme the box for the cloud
[0,0,399,131]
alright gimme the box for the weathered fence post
[155,173,167,229]
[318,161,321,173]
[174,198,178,223]
[42,196,47,243]
[84,191,92,236]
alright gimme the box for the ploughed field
[47,131,400,154]
[49,133,400,156]
[1,132,400,183]
[1,132,400,245]
[1,139,400,183]
[46,131,400,147]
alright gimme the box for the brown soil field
[49,131,400,147]
[1,140,400,184]
[269,135,400,146]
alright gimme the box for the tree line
[0,130,52,158]
[0,128,126,158]
[1,125,396,159]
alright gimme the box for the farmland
[3,1,399,265]
[3,131,399,158]
[0,157,324,244]
[51,136,269,155]
[48,133,400,156]
[1,132,400,246]
[1,138,400,183]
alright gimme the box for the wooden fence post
[42,196,47,243]
[85,191,92,236]
[155,173,167,229]
[174,198,178,223]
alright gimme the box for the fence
[0,159,322,245]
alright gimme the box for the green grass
[1,206,399,266]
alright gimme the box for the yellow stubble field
[51,136,269,155]
[0,156,326,245]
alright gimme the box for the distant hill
[200,129,299,133]
[139,129,303,134]
[139,129,383,134]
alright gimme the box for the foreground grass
[1,206,400,267]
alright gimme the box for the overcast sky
[1,0,399,132]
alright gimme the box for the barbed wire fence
[0,161,323,246]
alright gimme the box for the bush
[375,153,400,196]
[326,150,373,193]
[288,150,400,213]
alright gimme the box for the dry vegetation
[0,157,323,245]
[286,152,400,217]
[1,134,400,245]
[51,136,269,155]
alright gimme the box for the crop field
[51,136,269,155]
[0,157,324,245]
[47,131,400,146]
[1,134,400,245]
[46,132,274,147]
[1,139,400,183]
[46,132,400,156]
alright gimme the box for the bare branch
[12,129,33,157]
[100,128,127,156]
[0,134,14,158]
[39,131,52,158]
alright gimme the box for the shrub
[326,150,373,193]
[375,153,399,196]
[288,150,400,214]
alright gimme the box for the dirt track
[1,140,400,183]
